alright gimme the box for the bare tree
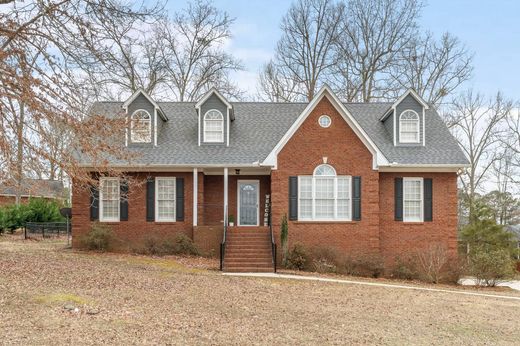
[262,0,344,102]
[157,0,243,101]
[333,0,423,102]
[388,32,473,105]
[503,107,520,180]
[0,0,161,193]
[447,90,512,222]
[257,60,301,102]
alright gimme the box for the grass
[1,234,520,345]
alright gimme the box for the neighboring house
[72,86,468,272]
[0,179,65,206]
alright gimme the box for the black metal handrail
[219,205,228,271]
[269,201,276,273]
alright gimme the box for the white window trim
[130,109,152,143]
[155,177,176,222]
[399,109,420,144]
[99,177,120,222]
[203,109,224,143]
[403,177,424,222]
[318,114,332,128]
[298,164,352,222]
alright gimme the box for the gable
[263,86,388,170]
[395,94,424,146]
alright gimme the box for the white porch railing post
[224,167,228,225]
[193,168,198,226]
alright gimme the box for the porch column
[223,167,228,225]
[193,168,198,226]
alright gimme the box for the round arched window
[318,115,331,128]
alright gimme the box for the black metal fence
[24,222,71,239]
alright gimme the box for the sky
[166,0,520,99]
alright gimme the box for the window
[403,177,423,222]
[399,110,420,143]
[318,115,331,128]
[203,109,224,142]
[100,178,119,222]
[298,164,351,221]
[131,110,152,143]
[155,177,176,222]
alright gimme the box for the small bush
[309,246,340,273]
[468,247,515,286]
[342,255,384,278]
[0,198,64,232]
[415,243,450,284]
[285,243,309,270]
[391,256,417,280]
[138,233,200,256]
[80,223,115,251]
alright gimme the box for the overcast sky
[166,0,520,100]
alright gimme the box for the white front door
[237,180,259,226]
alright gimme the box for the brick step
[226,234,270,239]
[225,253,272,259]
[225,257,273,263]
[226,244,271,251]
[225,261,273,267]
[224,267,273,273]
[227,241,272,246]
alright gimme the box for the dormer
[195,88,234,147]
[122,89,168,147]
[380,89,429,147]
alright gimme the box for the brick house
[73,86,468,272]
[0,179,65,206]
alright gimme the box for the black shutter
[395,177,403,221]
[352,176,361,221]
[90,185,99,221]
[424,178,433,222]
[146,178,155,222]
[176,178,184,221]
[288,176,298,221]
[120,180,128,221]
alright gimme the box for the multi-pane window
[298,164,352,221]
[399,110,420,143]
[403,177,423,222]
[156,177,176,222]
[100,178,120,222]
[204,109,224,142]
[131,110,152,143]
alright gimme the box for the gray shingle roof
[82,100,468,167]
[0,179,64,198]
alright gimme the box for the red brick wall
[271,96,381,257]
[379,172,459,266]
[72,172,194,251]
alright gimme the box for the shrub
[342,255,384,278]
[171,233,200,256]
[280,214,288,266]
[468,246,515,286]
[415,243,450,284]
[138,233,200,256]
[0,198,64,232]
[309,246,340,273]
[80,223,115,251]
[391,256,417,280]
[285,243,309,270]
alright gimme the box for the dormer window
[204,109,224,143]
[399,110,420,143]
[131,110,151,143]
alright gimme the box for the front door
[238,180,259,226]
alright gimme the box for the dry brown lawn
[1,235,519,345]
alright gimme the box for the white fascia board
[122,88,168,121]
[78,163,270,171]
[379,163,469,173]
[195,87,233,110]
[263,85,388,170]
